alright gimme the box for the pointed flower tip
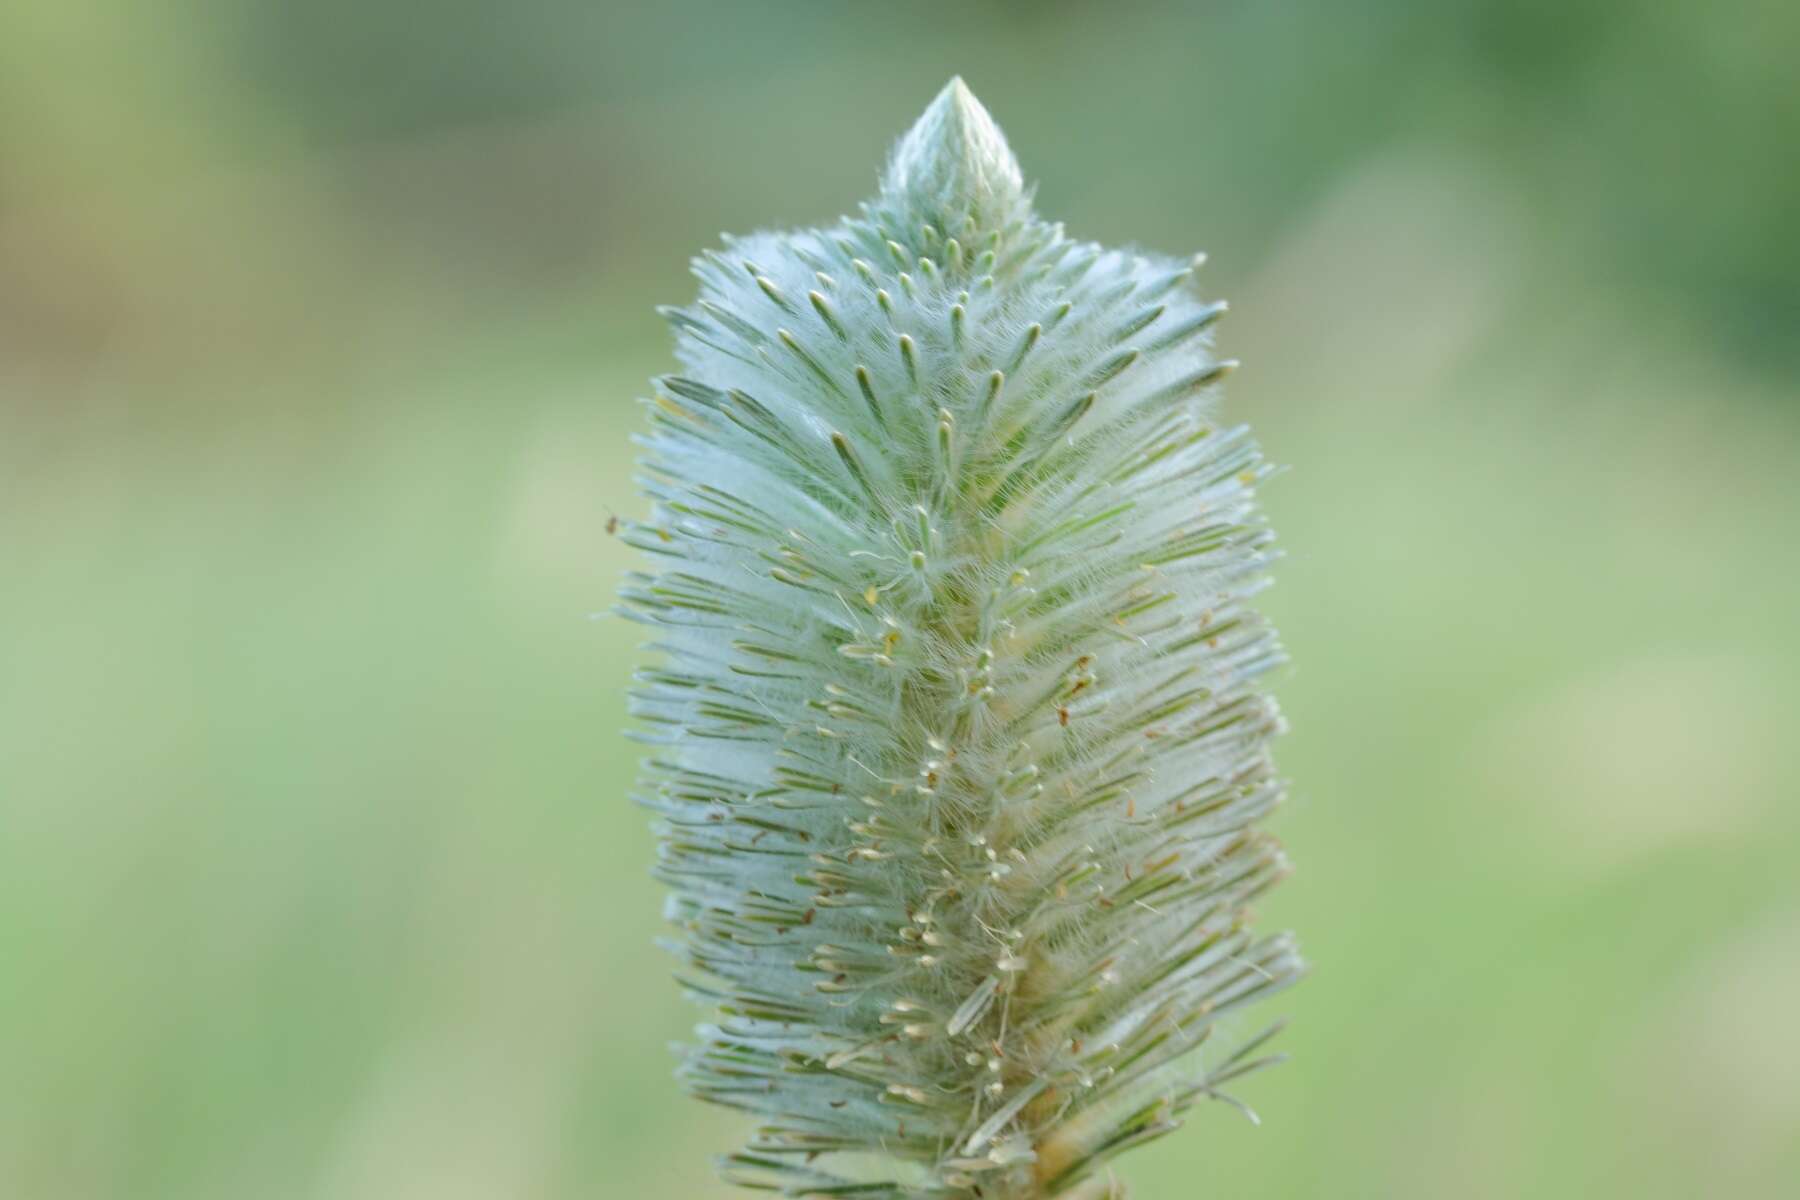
[881,77,1027,232]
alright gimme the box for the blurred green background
[4,2,1797,1197]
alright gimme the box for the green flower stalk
[621,79,1302,1199]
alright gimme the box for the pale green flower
[622,78,1302,1199]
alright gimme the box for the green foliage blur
[3,2,1796,1196]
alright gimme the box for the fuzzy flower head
[622,78,1303,1199]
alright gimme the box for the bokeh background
[4,2,1797,1197]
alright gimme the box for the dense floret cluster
[623,79,1301,1199]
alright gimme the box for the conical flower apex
[879,77,1028,239]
